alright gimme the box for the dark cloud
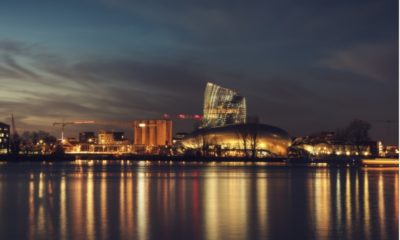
[0,0,397,143]
[0,40,31,55]
[320,42,398,82]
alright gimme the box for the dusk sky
[0,0,398,144]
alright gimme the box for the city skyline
[0,0,398,144]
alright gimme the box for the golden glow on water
[100,172,107,240]
[119,172,125,237]
[29,178,35,240]
[378,173,386,239]
[204,172,219,240]
[126,173,134,239]
[345,168,352,240]
[204,171,249,239]
[257,172,268,238]
[60,176,67,239]
[37,173,45,236]
[119,172,135,239]
[314,170,331,239]
[363,171,370,239]
[137,172,148,240]
[335,171,341,229]
[73,172,83,237]
[0,162,397,240]
[38,173,44,199]
[395,174,399,228]
[355,171,360,224]
[86,170,95,239]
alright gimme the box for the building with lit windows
[69,130,130,153]
[133,120,173,147]
[0,122,10,154]
[98,131,115,145]
[291,132,378,157]
[181,83,291,158]
[79,132,96,143]
[201,82,246,129]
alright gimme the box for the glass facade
[201,82,246,129]
[0,123,10,154]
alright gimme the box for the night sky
[0,0,398,144]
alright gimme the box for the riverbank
[0,154,397,167]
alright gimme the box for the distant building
[292,132,378,157]
[67,137,79,145]
[79,132,96,143]
[173,132,188,145]
[113,132,125,142]
[70,130,130,153]
[133,120,172,146]
[98,131,115,145]
[382,145,399,158]
[0,122,10,154]
[201,82,246,129]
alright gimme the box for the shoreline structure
[0,154,398,167]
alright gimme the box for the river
[0,161,397,240]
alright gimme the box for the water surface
[0,161,397,240]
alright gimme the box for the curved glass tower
[201,82,246,128]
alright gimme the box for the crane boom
[53,120,96,142]
[52,120,133,142]
[11,113,18,139]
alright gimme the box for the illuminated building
[292,132,378,157]
[181,123,291,157]
[201,82,246,129]
[383,145,399,158]
[113,132,125,142]
[67,137,79,145]
[0,122,10,154]
[79,132,96,143]
[98,131,115,145]
[68,130,131,154]
[173,132,188,145]
[133,120,172,147]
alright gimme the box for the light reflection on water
[0,161,397,240]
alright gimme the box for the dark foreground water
[0,161,397,240]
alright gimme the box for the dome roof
[181,123,291,157]
[189,123,290,139]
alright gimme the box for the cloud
[0,35,397,143]
[0,40,31,55]
[0,40,213,136]
[319,42,398,82]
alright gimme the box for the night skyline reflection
[0,162,397,240]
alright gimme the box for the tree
[20,130,57,154]
[235,125,250,157]
[236,124,260,159]
[346,120,371,143]
[53,143,65,158]
[248,124,260,158]
[334,119,371,152]
[199,131,210,157]
[10,136,20,156]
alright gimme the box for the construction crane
[11,114,19,139]
[163,113,203,120]
[52,120,134,142]
[53,120,95,142]
[10,113,20,155]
